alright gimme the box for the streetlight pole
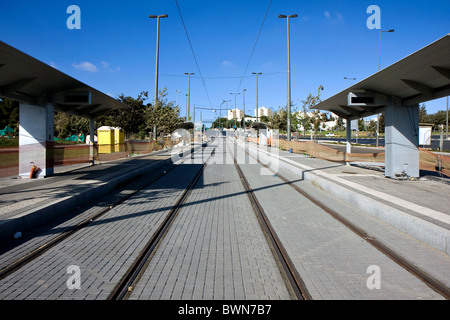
[344,77,356,85]
[220,100,227,129]
[252,72,262,122]
[185,73,194,121]
[149,14,168,141]
[279,14,298,141]
[230,92,241,129]
[377,29,394,147]
[243,89,247,132]
[446,96,449,140]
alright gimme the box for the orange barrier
[0,139,175,178]
[278,140,385,163]
[248,138,450,178]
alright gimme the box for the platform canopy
[0,41,129,119]
[313,34,450,120]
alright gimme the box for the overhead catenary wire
[236,0,273,92]
[174,0,213,108]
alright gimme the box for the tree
[97,91,149,138]
[54,112,90,139]
[268,107,287,131]
[146,87,182,137]
[0,98,19,134]
[299,85,324,138]
[367,120,377,135]
[419,103,428,124]
[358,118,366,132]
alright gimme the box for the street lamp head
[278,14,287,18]
[289,14,298,18]
[252,72,262,75]
[184,72,195,75]
[387,29,395,32]
[149,14,168,19]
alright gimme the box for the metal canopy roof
[313,34,450,120]
[0,41,129,119]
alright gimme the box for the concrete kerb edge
[0,149,173,244]
[242,141,450,256]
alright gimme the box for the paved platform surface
[0,133,449,300]
[233,138,448,299]
[0,148,174,243]
[240,139,450,256]
[129,143,291,300]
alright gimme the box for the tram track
[108,146,216,300]
[0,145,205,283]
[233,138,450,300]
[226,140,311,300]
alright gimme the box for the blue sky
[1,0,449,126]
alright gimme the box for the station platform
[0,148,174,243]
[240,140,450,256]
[0,135,449,300]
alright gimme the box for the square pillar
[346,118,352,154]
[385,101,419,178]
[19,102,54,178]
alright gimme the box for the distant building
[255,107,272,118]
[227,109,245,121]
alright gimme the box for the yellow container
[98,144,114,154]
[113,127,125,144]
[97,126,114,145]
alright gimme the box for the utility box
[97,126,114,145]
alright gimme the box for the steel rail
[226,140,311,300]
[0,147,199,281]
[108,146,216,300]
[240,140,450,300]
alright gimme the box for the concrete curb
[242,141,450,256]
[0,149,173,244]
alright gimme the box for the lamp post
[242,89,247,132]
[344,77,356,85]
[185,72,194,121]
[219,100,227,129]
[149,14,168,141]
[230,92,241,129]
[446,96,449,140]
[279,14,298,141]
[252,72,262,122]
[377,29,394,147]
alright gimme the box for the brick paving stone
[236,139,446,300]
[128,138,292,300]
[0,161,203,299]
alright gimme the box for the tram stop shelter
[0,41,130,178]
[313,34,450,178]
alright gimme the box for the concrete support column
[19,102,54,178]
[346,118,352,154]
[385,101,419,178]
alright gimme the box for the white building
[255,107,273,119]
[227,109,245,121]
